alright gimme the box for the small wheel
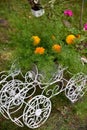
[23,95,51,129]
[65,73,87,103]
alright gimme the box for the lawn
[0,0,87,130]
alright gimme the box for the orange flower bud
[52,44,61,53]
[76,34,80,38]
[52,35,56,40]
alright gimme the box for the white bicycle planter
[0,65,87,129]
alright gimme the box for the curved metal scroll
[23,95,51,129]
[65,73,87,103]
[41,66,67,99]
[0,65,87,129]
[0,65,48,127]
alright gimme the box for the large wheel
[0,79,25,109]
[23,95,51,129]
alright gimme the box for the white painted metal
[0,65,87,129]
[23,95,51,129]
[65,73,87,103]
[31,8,45,17]
[34,0,39,4]
[41,66,67,99]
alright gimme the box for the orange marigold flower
[32,36,40,45]
[66,34,76,44]
[34,47,45,54]
[52,44,61,53]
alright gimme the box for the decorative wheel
[65,73,87,103]
[23,95,51,129]
[0,79,25,109]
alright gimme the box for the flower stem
[79,0,84,30]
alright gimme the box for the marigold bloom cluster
[32,36,41,45]
[83,23,87,30]
[52,44,61,53]
[34,47,45,54]
[66,34,76,44]
[64,10,73,16]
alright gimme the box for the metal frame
[0,65,87,128]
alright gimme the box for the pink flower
[64,10,73,16]
[84,23,87,30]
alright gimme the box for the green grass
[0,0,87,74]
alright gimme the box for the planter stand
[0,65,87,129]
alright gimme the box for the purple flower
[84,23,87,30]
[64,10,73,16]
